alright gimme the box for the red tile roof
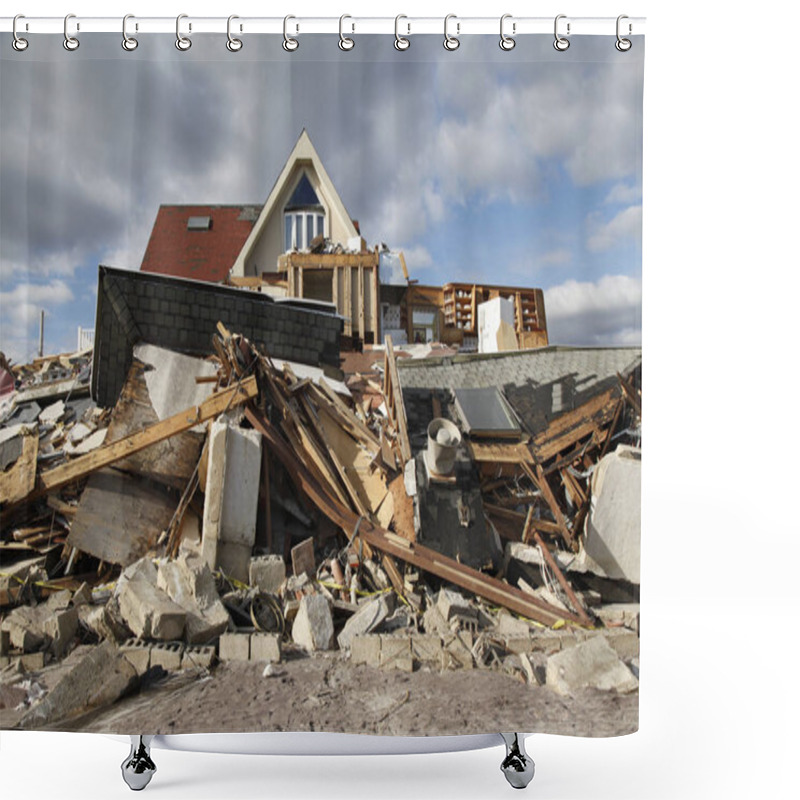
[140,205,260,283]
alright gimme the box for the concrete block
[219,632,250,661]
[18,652,46,671]
[42,607,78,659]
[149,642,184,671]
[249,556,286,594]
[1,607,45,652]
[337,593,394,650]
[530,630,577,654]
[503,637,534,655]
[250,633,281,663]
[493,614,532,638]
[595,603,640,632]
[71,582,92,606]
[410,633,443,664]
[599,629,640,661]
[120,639,151,675]
[157,555,230,644]
[201,418,227,571]
[217,542,252,586]
[351,634,382,667]
[436,589,477,622]
[546,635,639,696]
[116,563,186,642]
[442,631,474,669]
[181,645,216,670]
[422,604,451,636]
[379,635,413,672]
[292,595,334,652]
[19,642,137,728]
[585,446,641,584]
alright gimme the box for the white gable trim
[231,130,358,276]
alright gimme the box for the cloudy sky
[0,33,643,363]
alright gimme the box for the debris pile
[1,323,641,729]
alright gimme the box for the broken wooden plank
[522,506,592,626]
[314,378,379,450]
[31,376,257,501]
[384,336,412,464]
[244,405,586,628]
[618,371,642,417]
[291,537,316,579]
[467,439,533,465]
[521,462,576,551]
[0,430,38,505]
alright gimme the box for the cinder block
[249,556,286,594]
[379,635,413,672]
[442,631,474,669]
[503,637,533,655]
[219,632,250,661]
[599,629,640,661]
[120,638,152,675]
[250,633,281,663]
[351,634,382,667]
[181,645,216,670]
[149,642,184,671]
[410,633,442,664]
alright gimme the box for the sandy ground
[48,651,637,738]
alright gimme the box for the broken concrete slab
[598,629,640,661]
[436,588,477,622]
[351,634,382,667]
[442,631,474,669]
[545,634,638,696]
[217,542,252,585]
[41,607,78,659]
[422,603,451,636]
[337,592,394,650]
[115,558,186,642]
[156,555,230,644]
[410,633,443,665]
[19,641,137,728]
[585,445,641,584]
[291,595,334,652]
[249,555,286,594]
[1,596,78,658]
[594,603,640,632]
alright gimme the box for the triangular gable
[231,130,358,277]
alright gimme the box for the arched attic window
[284,172,325,251]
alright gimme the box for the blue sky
[0,33,643,363]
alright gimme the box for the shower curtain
[0,24,643,737]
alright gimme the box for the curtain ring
[283,15,299,51]
[553,14,570,51]
[227,15,243,51]
[122,14,138,51]
[615,14,632,51]
[339,14,355,51]
[63,13,79,51]
[443,14,460,51]
[12,15,29,52]
[394,15,410,50]
[499,14,515,51]
[175,14,192,51]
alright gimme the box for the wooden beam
[0,432,38,505]
[617,372,642,417]
[357,264,365,341]
[522,462,576,551]
[522,507,592,626]
[31,377,257,501]
[344,267,352,337]
[371,265,380,342]
[244,406,585,628]
[399,251,409,281]
[384,336,412,464]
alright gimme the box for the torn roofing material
[91,265,343,408]
[397,346,641,442]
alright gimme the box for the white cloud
[587,205,642,252]
[0,279,74,327]
[544,274,641,346]
[604,183,642,205]
[539,248,572,267]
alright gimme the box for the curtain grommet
[283,15,299,52]
[12,15,29,52]
[339,15,355,51]
[553,14,570,51]
[122,14,138,51]
[226,15,243,52]
[443,14,460,51]
[499,14,516,51]
[175,14,192,51]
[615,15,632,51]
[394,15,410,51]
[63,13,80,51]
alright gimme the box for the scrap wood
[521,462,576,552]
[0,431,38,506]
[244,405,586,628]
[521,506,592,626]
[617,372,642,417]
[383,336,412,465]
[19,375,257,505]
[315,378,379,450]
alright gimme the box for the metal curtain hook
[176,14,192,51]
[63,13,79,51]
[394,15,410,50]
[339,14,354,50]
[12,14,29,52]
[227,15,243,51]
[499,14,515,51]
[443,14,460,51]
[616,14,632,51]
[122,14,138,51]
[553,14,570,51]
[283,15,299,51]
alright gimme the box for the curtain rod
[0,16,646,36]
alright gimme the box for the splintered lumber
[29,376,257,502]
[521,507,592,626]
[522,463,576,552]
[617,372,642,417]
[0,432,38,505]
[244,406,586,628]
[467,439,534,465]
[315,379,379,450]
[384,336,412,464]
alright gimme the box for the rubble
[0,317,641,729]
